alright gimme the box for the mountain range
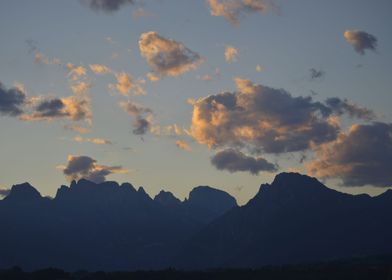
[0,173,391,271]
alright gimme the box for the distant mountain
[176,173,392,269]
[0,173,391,271]
[0,179,237,271]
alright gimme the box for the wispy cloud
[80,0,136,13]
[139,31,204,79]
[110,72,146,96]
[176,140,192,151]
[89,64,112,75]
[208,0,274,25]
[120,100,153,135]
[224,46,238,63]
[72,135,112,145]
[309,68,325,81]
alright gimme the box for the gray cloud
[309,68,325,80]
[307,122,392,187]
[80,0,135,13]
[22,96,92,123]
[120,100,152,116]
[133,117,150,135]
[211,149,277,175]
[0,82,26,116]
[120,101,153,135]
[191,77,378,179]
[35,98,66,118]
[139,32,203,79]
[325,97,375,121]
[344,30,378,55]
[62,155,127,183]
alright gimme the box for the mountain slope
[176,173,392,269]
[0,173,391,271]
[0,180,237,271]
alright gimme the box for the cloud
[176,140,192,151]
[309,68,325,80]
[70,81,92,96]
[72,135,112,145]
[62,155,128,183]
[207,0,272,25]
[197,68,221,82]
[132,118,150,135]
[0,82,26,116]
[21,95,92,123]
[34,52,62,65]
[166,124,183,135]
[120,100,153,135]
[139,31,204,78]
[307,122,392,187]
[111,72,146,96]
[325,97,375,121]
[64,125,92,134]
[1,80,92,125]
[211,149,277,174]
[190,78,372,155]
[34,98,67,118]
[80,0,136,13]
[67,65,87,81]
[224,46,238,63]
[146,72,161,82]
[89,64,111,75]
[150,124,184,136]
[132,7,152,19]
[344,30,378,55]
[198,74,214,81]
[119,100,152,116]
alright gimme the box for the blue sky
[0,0,391,204]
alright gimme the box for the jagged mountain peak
[154,190,182,207]
[120,182,136,192]
[5,182,42,202]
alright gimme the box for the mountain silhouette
[0,179,237,271]
[176,173,392,269]
[0,173,391,271]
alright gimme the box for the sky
[0,0,391,205]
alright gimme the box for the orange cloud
[72,135,112,145]
[20,95,92,124]
[176,140,192,151]
[190,78,372,155]
[139,31,204,78]
[225,46,238,62]
[89,64,111,75]
[70,81,92,96]
[111,72,146,96]
[64,125,92,134]
[208,0,271,25]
